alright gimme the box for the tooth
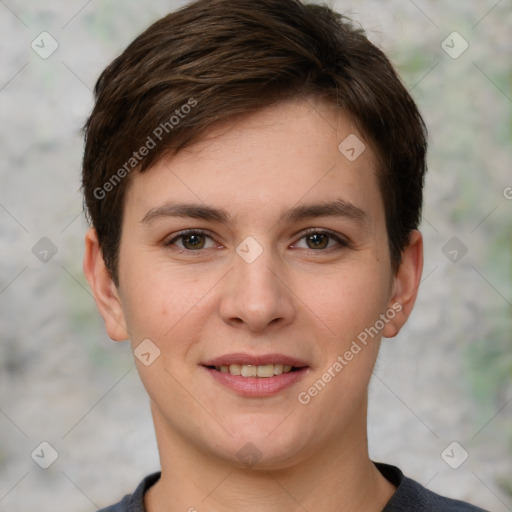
[241,364,257,377]
[273,364,284,376]
[218,363,297,377]
[257,364,275,377]
[229,364,242,375]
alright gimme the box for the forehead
[123,98,383,225]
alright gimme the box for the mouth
[201,353,310,397]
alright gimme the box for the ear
[83,227,129,341]
[382,230,423,338]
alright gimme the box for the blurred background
[0,0,511,510]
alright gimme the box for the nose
[219,247,295,332]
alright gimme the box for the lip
[201,353,310,398]
[203,366,310,397]
[202,353,309,367]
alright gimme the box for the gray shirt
[97,463,489,511]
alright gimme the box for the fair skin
[84,99,423,512]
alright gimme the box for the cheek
[119,264,214,355]
[301,264,392,339]
[299,267,391,414]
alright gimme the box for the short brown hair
[82,0,427,285]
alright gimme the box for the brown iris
[306,233,329,249]
[182,233,206,250]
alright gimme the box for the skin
[84,98,423,512]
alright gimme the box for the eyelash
[164,228,350,252]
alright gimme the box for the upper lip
[202,353,309,368]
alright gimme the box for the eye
[293,229,348,251]
[165,230,218,251]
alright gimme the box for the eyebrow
[141,202,229,224]
[140,198,368,227]
[282,199,368,226]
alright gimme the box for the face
[85,99,422,470]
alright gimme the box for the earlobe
[382,230,424,338]
[83,227,129,342]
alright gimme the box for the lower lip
[203,367,309,397]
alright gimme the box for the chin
[212,415,317,471]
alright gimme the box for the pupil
[185,234,204,249]
[308,233,328,249]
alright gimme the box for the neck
[145,399,396,512]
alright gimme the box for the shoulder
[376,463,490,512]
[95,466,489,512]
[95,472,161,512]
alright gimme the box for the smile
[213,363,295,377]
[201,354,310,397]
